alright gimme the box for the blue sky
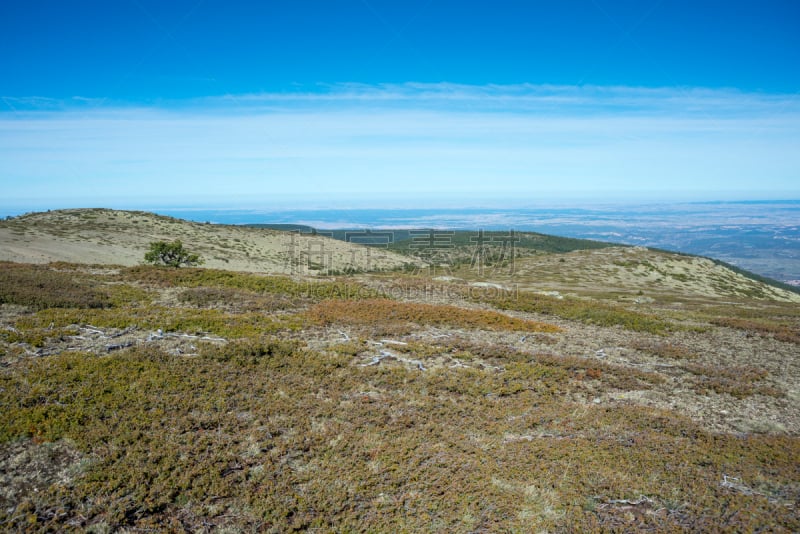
[1,0,799,211]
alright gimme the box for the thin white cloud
[1,83,798,207]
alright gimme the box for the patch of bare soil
[0,439,85,513]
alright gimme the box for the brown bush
[306,298,560,333]
[0,262,111,310]
[712,317,800,344]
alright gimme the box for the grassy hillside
[0,209,415,274]
[248,224,799,301]
[642,246,800,296]
[1,258,799,531]
[2,212,799,531]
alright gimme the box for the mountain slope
[0,209,414,274]
[2,212,800,531]
[480,246,800,303]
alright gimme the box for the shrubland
[1,261,798,532]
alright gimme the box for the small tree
[144,240,203,268]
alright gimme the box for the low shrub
[631,340,697,360]
[306,298,560,333]
[711,317,800,344]
[16,306,304,339]
[117,265,382,300]
[481,291,672,334]
[681,363,780,399]
[0,262,111,310]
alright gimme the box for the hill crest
[0,208,414,274]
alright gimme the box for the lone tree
[144,240,203,268]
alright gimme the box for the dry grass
[1,261,799,531]
[711,317,800,344]
[0,262,111,310]
[306,298,561,333]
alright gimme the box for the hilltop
[0,209,414,274]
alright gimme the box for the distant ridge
[246,223,800,301]
[2,208,798,302]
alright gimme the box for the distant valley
[139,200,800,285]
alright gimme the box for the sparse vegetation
[482,290,672,334]
[1,213,799,531]
[306,298,561,334]
[711,316,800,344]
[632,340,697,360]
[680,363,783,399]
[0,262,111,310]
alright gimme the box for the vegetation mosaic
[2,241,799,531]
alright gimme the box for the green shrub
[143,240,203,268]
[482,291,671,334]
[118,265,382,301]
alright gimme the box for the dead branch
[163,332,226,342]
[597,496,654,509]
[359,349,426,370]
[110,327,136,338]
[80,326,106,336]
[106,341,134,352]
[721,475,761,496]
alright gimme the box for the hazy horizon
[3,2,799,206]
[4,201,797,283]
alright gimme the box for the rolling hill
[0,209,416,274]
[1,209,799,531]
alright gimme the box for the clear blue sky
[1,0,799,210]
